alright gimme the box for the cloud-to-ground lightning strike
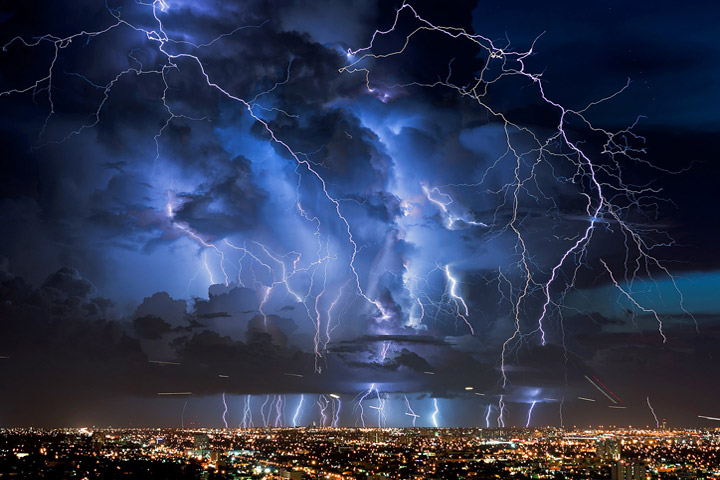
[241,395,253,428]
[181,400,188,429]
[354,384,386,427]
[273,395,284,428]
[292,394,304,427]
[647,396,660,428]
[329,395,342,427]
[526,401,537,428]
[317,395,330,427]
[443,265,474,334]
[497,396,506,428]
[403,395,420,427]
[221,393,229,429]
[431,398,440,428]
[260,395,271,428]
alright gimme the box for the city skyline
[1,0,719,429]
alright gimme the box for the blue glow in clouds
[0,0,709,428]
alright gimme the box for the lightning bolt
[181,399,188,429]
[525,401,537,428]
[355,383,385,428]
[431,398,440,428]
[317,395,330,427]
[378,340,392,363]
[497,395,506,428]
[443,265,474,334]
[273,394,284,428]
[221,392,229,429]
[292,394,304,427]
[330,394,342,427]
[241,395,253,428]
[403,395,420,427]
[646,396,660,429]
[260,394,271,428]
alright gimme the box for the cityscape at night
[3,427,720,479]
[1,0,719,477]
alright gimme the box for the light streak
[148,360,181,365]
[698,415,720,421]
[591,376,624,404]
[584,376,618,404]
[577,397,596,402]
[157,392,192,395]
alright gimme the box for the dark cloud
[0,0,717,428]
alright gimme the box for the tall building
[611,461,645,480]
[597,439,621,461]
[194,433,210,450]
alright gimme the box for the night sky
[1,0,718,429]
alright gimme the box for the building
[597,439,621,461]
[194,433,210,449]
[611,461,645,480]
[278,469,303,479]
